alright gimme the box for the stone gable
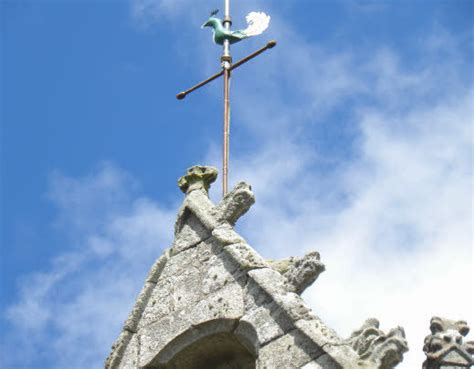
[105,166,409,369]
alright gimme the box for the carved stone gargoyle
[346,318,409,369]
[267,251,325,295]
[422,316,474,369]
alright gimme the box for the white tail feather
[243,11,270,37]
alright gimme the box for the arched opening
[163,332,256,369]
[144,319,258,369]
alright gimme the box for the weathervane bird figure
[202,9,271,45]
[176,1,276,197]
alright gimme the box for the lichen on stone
[178,165,218,194]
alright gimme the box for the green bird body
[202,11,271,46]
[202,17,247,45]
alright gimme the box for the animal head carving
[346,318,409,369]
[423,316,474,368]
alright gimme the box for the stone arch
[145,318,258,369]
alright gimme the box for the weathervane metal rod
[231,40,276,69]
[222,67,230,196]
[176,40,277,100]
[176,71,224,100]
[176,4,274,197]
[221,0,232,196]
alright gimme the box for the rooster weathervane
[176,0,276,197]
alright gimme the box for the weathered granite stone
[106,167,409,369]
[249,268,315,321]
[178,165,217,194]
[346,318,409,369]
[183,189,219,230]
[139,311,193,366]
[123,281,156,333]
[224,242,269,271]
[145,249,170,283]
[257,329,324,369]
[422,316,474,369]
[138,278,173,329]
[295,318,342,348]
[236,305,286,346]
[191,281,245,324]
[212,222,245,245]
[118,333,139,369]
[202,251,238,295]
[301,361,325,369]
[151,319,245,367]
[248,267,289,295]
[105,330,133,369]
[139,246,201,329]
[216,181,255,225]
[121,251,171,334]
[158,245,199,281]
[169,261,202,312]
[273,251,326,294]
[172,210,210,254]
[312,352,361,369]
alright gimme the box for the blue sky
[1,0,473,368]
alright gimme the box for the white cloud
[135,2,473,368]
[228,28,473,369]
[4,164,176,368]
[4,2,473,369]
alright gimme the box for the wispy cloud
[232,89,472,368]
[202,4,473,369]
[4,164,176,368]
[4,1,473,368]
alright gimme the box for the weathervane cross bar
[176,40,276,100]
[176,1,276,197]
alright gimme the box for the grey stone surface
[295,318,342,348]
[139,310,193,366]
[301,361,325,369]
[118,334,139,369]
[138,278,173,329]
[236,305,286,346]
[172,210,210,254]
[422,317,474,369]
[161,331,256,369]
[191,281,245,324]
[202,251,238,295]
[223,242,269,271]
[248,268,289,295]
[106,166,410,369]
[123,281,156,333]
[146,249,170,283]
[184,189,219,230]
[280,251,325,294]
[257,329,324,369]
[313,352,368,369]
[216,181,255,225]
[346,318,409,369]
[177,165,217,194]
[212,222,245,245]
[105,330,134,369]
[248,268,317,322]
[152,319,240,366]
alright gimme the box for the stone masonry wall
[106,166,409,369]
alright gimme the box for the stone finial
[178,166,218,194]
[422,316,474,369]
[346,318,408,369]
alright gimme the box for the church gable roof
[106,166,408,369]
